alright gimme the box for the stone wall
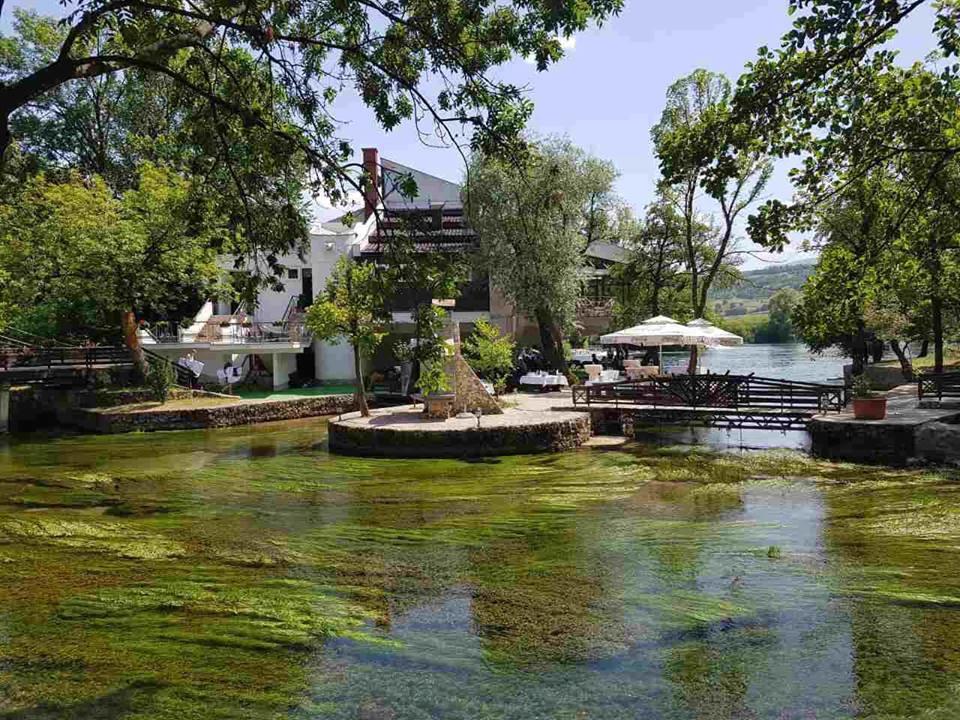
[453,355,502,415]
[329,414,591,458]
[915,422,960,465]
[810,419,917,466]
[69,394,357,434]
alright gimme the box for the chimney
[362,147,380,220]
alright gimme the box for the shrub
[145,359,177,403]
[417,358,450,397]
[463,318,515,393]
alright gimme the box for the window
[287,268,299,280]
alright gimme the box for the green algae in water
[2,423,960,717]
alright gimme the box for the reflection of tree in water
[465,481,748,669]
[822,480,960,717]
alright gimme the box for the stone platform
[809,385,960,465]
[328,402,591,458]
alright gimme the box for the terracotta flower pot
[853,396,887,420]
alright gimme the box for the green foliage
[305,258,390,415]
[305,259,389,358]
[0,0,622,201]
[0,163,225,341]
[1,11,311,303]
[611,194,690,326]
[652,70,769,320]
[145,359,177,403]
[417,356,451,397]
[463,319,515,390]
[852,374,874,400]
[466,136,617,369]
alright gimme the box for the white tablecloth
[519,373,568,388]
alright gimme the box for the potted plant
[417,357,454,419]
[852,375,887,420]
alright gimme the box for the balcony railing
[145,321,312,345]
[577,297,615,317]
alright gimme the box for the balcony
[142,320,312,346]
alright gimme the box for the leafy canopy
[0,163,224,340]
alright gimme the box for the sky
[3,0,941,267]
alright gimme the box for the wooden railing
[572,373,847,414]
[918,371,960,402]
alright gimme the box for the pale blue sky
[3,0,940,266]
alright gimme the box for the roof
[585,241,628,264]
[381,158,463,209]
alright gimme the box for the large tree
[0,0,621,196]
[653,69,770,372]
[611,193,689,327]
[465,136,618,372]
[0,163,225,365]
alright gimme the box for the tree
[757,288,798,343]
[653,69,771,372]
[305,258,390,417]
[733,4,960,372]
[465,137,617,373]
[0,163,225,367]
[2,10,310,302]
[0,0,622,194]
[463,318,515,394]
[612,194,690,327]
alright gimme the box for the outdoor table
[519,373,569,390]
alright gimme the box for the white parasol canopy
[600,315,690,346]
[684,318,743,347]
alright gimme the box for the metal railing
[572,373,847,414]
[144,320,312,345]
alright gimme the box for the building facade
[143,148,624,389]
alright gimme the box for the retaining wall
[73,394,357,434]
[329,414,591,458]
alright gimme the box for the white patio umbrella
[684,318,744,347]
[600,315,691,370]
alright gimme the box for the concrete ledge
[72,394,357,434]
[328,405,591,458]
[916,422,960,465]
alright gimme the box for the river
[0,419,958,719]
[663,342,847,383]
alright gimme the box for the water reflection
[0,422,957,719]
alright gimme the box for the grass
[877,346,960,370]
[95,396,240,413]
[234,385,356,401]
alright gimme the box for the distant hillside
[709,260,815,317]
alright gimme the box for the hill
[710,260,815,317]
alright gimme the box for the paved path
[335,393,583,432]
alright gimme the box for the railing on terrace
[918,371,960,402]
[572,373,848,415]
[145,321,312,345]
[0,344,131,372]
[576,297,615,317]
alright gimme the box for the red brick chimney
[362,147,380,220]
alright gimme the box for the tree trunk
[687,345,699,375]
[353,344,370,417]
[919,338,929,357]
[932,293,944,374]
[534,306,568,374]
[889,340,913,380]
[121,310,147,376]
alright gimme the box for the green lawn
[235,385,356,401]
[876,345,960,370]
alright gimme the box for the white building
[142,148,625,390]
